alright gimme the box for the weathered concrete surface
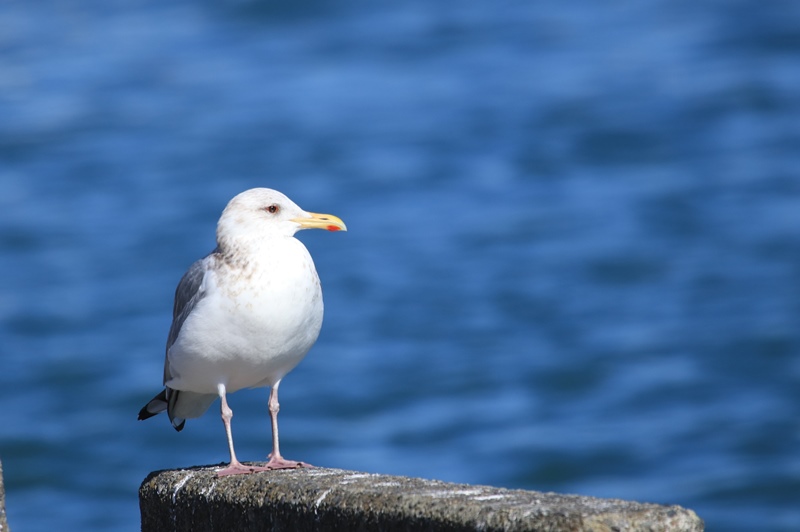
[140,464,703,532]
[0,459,9,532]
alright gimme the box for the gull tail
[137,388,186,431]
[138,388,217,432]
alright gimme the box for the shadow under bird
[138,188,346,476]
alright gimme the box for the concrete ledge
[0,459,9,532]
[140,464,703,531]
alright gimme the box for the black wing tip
[137,407,156,421]
[137,388,187,431]
[138,390,169,421]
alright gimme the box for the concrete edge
[140,463,704,532]
[0,459,9,532]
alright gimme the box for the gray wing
[163,250,218,384]
[137,250,219,431]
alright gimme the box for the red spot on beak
[327,225,342,232]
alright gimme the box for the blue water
[2,1,799,530]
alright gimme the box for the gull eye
[265,204,279,214]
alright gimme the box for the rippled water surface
[1,1,799,530]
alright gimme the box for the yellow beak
[291,212,347,232]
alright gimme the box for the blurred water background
[1,1,799,530]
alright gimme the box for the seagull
[138,188,346,476]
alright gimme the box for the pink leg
[264,380,312,469]
[215,384,273,477]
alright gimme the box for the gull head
[217,188,347,245]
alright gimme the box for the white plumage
[138,188,346,476]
